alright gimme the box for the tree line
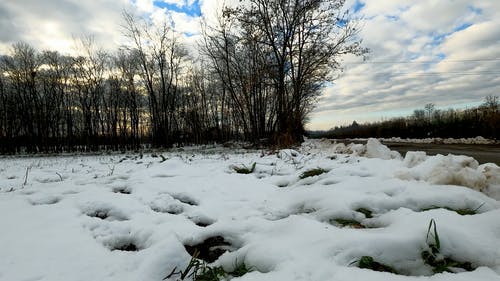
[0,0,366,153]
[312,96,499,140]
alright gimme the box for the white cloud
[0,0,132,55]
[169,11,201,34]
[0,0,498,130]
[134,0,155,13]
[308,0,500,130]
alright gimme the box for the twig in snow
[22,166,31,187]
[159,154,167,163]
[107,164,115,176]
[56,172,63,182]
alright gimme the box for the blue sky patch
[353,0,365,13]
[385,15,399,21]
[153,0,201,17]
[454,22,472,32]
[430,33,447,47]
[468,5,482,15]
[336,18,348,27]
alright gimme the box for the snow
[395,153,488,191]
[374,137,497,145]
[365,138,402,160]
[1,139,500,281]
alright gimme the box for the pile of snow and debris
[1,139,500,281]
[377,136,497,145]
[305,138,401,160]
[395,153,500,197]
[306,138,500,199]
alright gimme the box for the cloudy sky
[1,0,499,130]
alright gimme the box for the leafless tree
[202,0,367,145]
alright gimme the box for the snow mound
[332,143,349,154]
[330,142,366,155]
[395,154,495,193]
[403,151,428,168]
[330,138,401,160]
[479,163,500,200]
[365,138,402,160]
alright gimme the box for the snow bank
[379,136,497,144]
[403,151,428,168]
[395,153,500,197]
[311,138,500,198]
[328,138,401,160]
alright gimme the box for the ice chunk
[403,151,427,168]
[396,154,487,191]
[365,138,402,160]
[479,163,500,200]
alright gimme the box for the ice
[0,140,500,281]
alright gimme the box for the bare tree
[122,11,188,147]
[206,0,368,145]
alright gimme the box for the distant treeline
[311,97,499,140]
[0,0,366,154]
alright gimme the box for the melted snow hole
[189,216,215,227]
[105,236,145,252]
[184,236,236,263]
[112,186,132,194]
[275,179,290,187]
[84,205,128,221]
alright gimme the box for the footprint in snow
[150,203,184,215]
[188,215,215,227]
[82,204,129,221]
[28,195,61,206]
[171,193,199,206]
[104,236,145,252]
[321,179,340,185]
[152,173,176,178]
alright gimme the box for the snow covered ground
[1,139,500,281]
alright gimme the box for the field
[1,139,499,281]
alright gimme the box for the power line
[347,58,500,64]
[389,71,500,76]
